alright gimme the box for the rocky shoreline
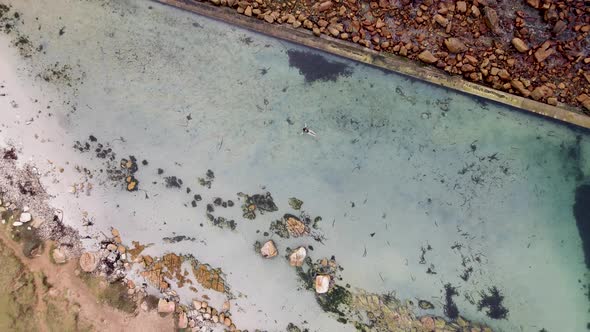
[0,148,501,332]
[163,0,590,115]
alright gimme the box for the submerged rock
[260,240,278,258]
[315,275,330,293]
[286,215,308,237]
[288,197,303,210]
[289,247,307,267]
[418,300,435,310]
[239,192,278,219]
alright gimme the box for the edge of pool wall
[154,0,590,130]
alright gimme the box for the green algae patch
[0,239,38,332]
[288,197,303,210]
[316,284,353,317]
[79,272,137,314]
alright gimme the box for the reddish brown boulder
[318,1,333,12]
[577,94,590,112]
[511,38,529,53]
[484,7,500,34]
[530,85,553,101]
[534,41,554,63]
[444,38,467,53]
[526,0,540,8]
[434,14,448,27]
[511,80,530,97]
[456,1,467,13]
[461,64,475,72]
[418,50,438,64]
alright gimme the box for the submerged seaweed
[286,50,353,84]
[477,286,509,319]
[443,283,459,319]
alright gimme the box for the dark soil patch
[286,50,353,84]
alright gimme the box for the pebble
[13,221,23,227]
[20,212,32,223]
[511,38,529,53]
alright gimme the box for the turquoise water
[0,0,588,331]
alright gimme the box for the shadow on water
[573,183,590,269]
[286,49,353,84]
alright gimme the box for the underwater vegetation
[477,286,509,320]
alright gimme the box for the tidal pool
[0,0,588,331]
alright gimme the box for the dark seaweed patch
[477,286,509,319]
[287,50,353,84]
[164,176,181,188]
[573,184,590,269]
[443,283,459,319]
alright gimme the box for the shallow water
[0,0,589,331]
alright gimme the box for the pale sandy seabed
[0,0,589,331]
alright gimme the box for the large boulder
[79,252,99,272]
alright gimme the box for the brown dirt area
[178,0,590,114]
[0,231,174,332]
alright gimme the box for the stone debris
[260,240,278,258]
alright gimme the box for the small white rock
[315,275,330,294]
[20,212,32,223]
[23,206,29,212]
[12,221,23,227]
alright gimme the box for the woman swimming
[301,123,316,137]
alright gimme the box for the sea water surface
[0,0,589,331]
